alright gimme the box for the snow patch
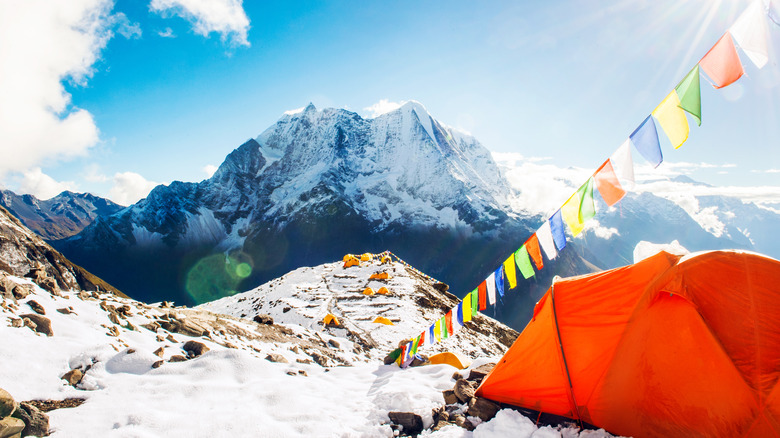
[131,224,164,247]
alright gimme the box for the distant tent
[369,272,391,280]
[362,287,375,296]
[477,251,780,438]
[323,314,341,327]
[428,352,471,370]
[343,255,360,268]
[342,254,354,262]
[380,255,392,264]
[361,253,373,262]
[372,316,394,325]
[376,287,390,295]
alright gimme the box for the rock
[265,354,289,364]
[410,355,428,367]
[126,348,136,354]
[0,388,17,418]
[467,397,500,422]
[296,358,313,364]
[454,379,476,403]
[9,318,22,328]
[297,370,307,376]
[432,419,453,431]
[442,389,458,405]
[107,312,122,325]
[387,412,423,435]
[153,347,165,357]
[11,284,34,300]
[152,360,164,369]
[168,355,187,363]
[61,369,83,386]
[253,314,273,325]
[34,274,59,295]
[26,300,45,315]
[166,334,177,343]
[161,317,209,337]
[13,402,49,437]
[182,341,210,358]
[309,351,331,367]
[466,363,496,382]
[20,314,52,336]
[453,414,474,431]
[107,326,120,337]
[155,335,165,342]
[22,317,36,331]
[56,307,74,315]
[0,417,24,438]
[327,339,340,349]
[142,322,161,332]
[286,370,297,376]
[432,282,449,293]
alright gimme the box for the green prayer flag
[388,348,401,362]
[675,65,701,126]
[470,289,479,315]
[440,316,449,339]
[514,245,535,279]
[578,177,596,223]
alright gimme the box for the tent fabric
[476,251,780,438]
[323,314,341,326]
[360,253,373,262]
[369,272,391,280]
[372,316,394,325]
[362,287,375,295]
[428,352,472,370]
[343,255,360,268]
[376,286,390,295]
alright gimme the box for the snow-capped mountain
[0,190,122,240]
[56,102,567,310]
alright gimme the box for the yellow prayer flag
[503,255,517,289]
[462,294,473,322]
[561,193,584,237]
[652,91,689,149]
[434,319,442,342]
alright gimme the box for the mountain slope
[0,190,123,240]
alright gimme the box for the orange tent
[369,272,390,280]
[376,287,390,295]
[362,287,375,296]
[343,255,360,268]
[477,251,780,438]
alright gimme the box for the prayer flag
[478,282,487,311]
[463,293,473,322]
[536,220,558,260]
[525,234,544,270]
[471,289,479,315]
[419,330,426,347]
[486,272,497,305]
[610,140,635,190]
[411,336,420,355]
[388,348,401,363]
[428,324,436,345]
[456,302,465,326]
[396,345,405,366]
[629,115,662,168]
[404,341,414,366]
[561,193,584,236]
[578,178,596,224]
[652,91,689,149]
[434,320,442,342]
[550,210,567,250]
[699,32,744,89]
[730,0,770,68]
[594,159,626,207]
[494,266,505,298]
[503,255,518,289]
[445,312,453,336]
[515,245,535,279]
[675,65,702,126]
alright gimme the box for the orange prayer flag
[525,234,544,270]
[699,33,744,89]
[478,281,487,311]
[594,159,626,207]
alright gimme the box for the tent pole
[551,278,584,429]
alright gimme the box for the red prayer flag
[525,234,544,270]
[445,311,453,334]
[594,159,626,206]
[419,330,425,346]
[478,281,487,311]
[699,32,744,89]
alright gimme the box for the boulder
[182,341,209,358]
[453,414,474,431]
[61,369,83,387]
[34,274,59,295]
[265,354,289,364]
[160,317,208,337]
[12,284,34,300]
[388,412,423,435]
[153,347,165,357]
[253,314,273,325]
[0,388,17,418]
[0,417,24,438]
[20,314,52,336]
[26,300,45,315]
[327,339,340,349]
[467,397,500,422]
[453,379,476,403]
[142,322,160,332]
[56,307,74,315]
[152,360,164,369]
[168,355,187,363]
[12,402,48,437]
[442,389,458,405]
[9,319,22,328]
[466,363,496,382]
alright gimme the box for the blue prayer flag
[550,210,567,251]
[495,266,505,297]
[629,115,662,168]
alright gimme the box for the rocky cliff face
[0,190,123,241]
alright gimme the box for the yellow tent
[428,352,472,370]
[369,272,390,280]
[360,253,373,262]
[372,316,394,325]
[323,314,341,327]
[342,254,354,262]
[380,255,392,264]
[362,287,375,295]
[376,287,390,295]
[343,255,360,268]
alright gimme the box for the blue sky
[1,0,779,204]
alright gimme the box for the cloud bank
[150,0,250,46]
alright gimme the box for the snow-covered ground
[1,259,618,437]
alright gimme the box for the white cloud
[158,27,176,38]
[82,163,110,183]
[363,99,406,118]
[752,168,780,173]
[18,168,77,200]
[112,12,142,39]
[203,164,218,177]
[108,172,160,206]
[0,0,115,177]
[150,0,250,46]
[584,220,619,239]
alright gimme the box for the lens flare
[185,252,254,304]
